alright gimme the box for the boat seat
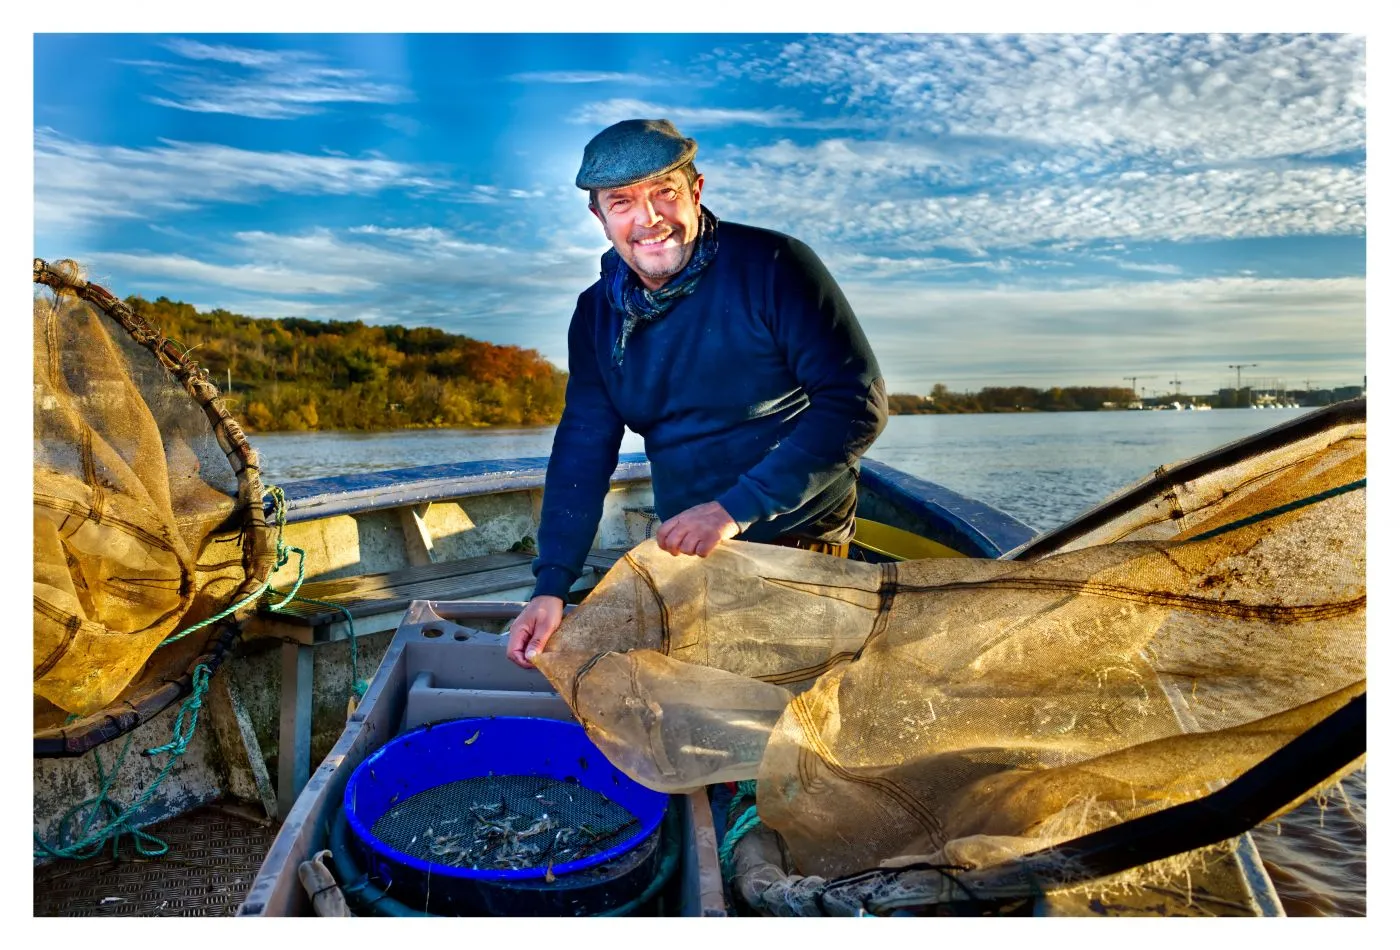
[248,546,629,818]
[250,547,628,645]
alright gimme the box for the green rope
[1188,477,1366,541]
[159,579,269,647]
[267,587,369,699]
[158,486,295,648]
[719,780,761,882]
[257,485,367,698]
[34,665,213,861]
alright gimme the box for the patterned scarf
[602,205,719,367]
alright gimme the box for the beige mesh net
[535,403,1364,885]
[33,260,275,750]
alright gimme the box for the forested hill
[126,296,568,432]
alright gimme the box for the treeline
[125,296,567,432]
[889,382,1140,414]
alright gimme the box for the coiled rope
[33,665,213,861]
[718,780,762,882]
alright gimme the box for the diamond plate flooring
[34,802,277,917]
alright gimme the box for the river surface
[252,406,1364,915]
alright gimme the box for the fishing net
[534,401,1365,886]
[33,259,277,754]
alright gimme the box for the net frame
[33,258,278,756]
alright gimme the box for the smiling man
[507,118,888,668]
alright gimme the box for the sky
[32,31,1367,399]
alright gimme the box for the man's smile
[634,232,677,249]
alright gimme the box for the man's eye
[659,189,677,199]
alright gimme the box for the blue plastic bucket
[343,717,668,899]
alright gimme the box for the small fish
[465,730,481,746]
[517,815,555,838]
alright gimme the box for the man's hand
[507,595,565,669]
[655,501,741,557]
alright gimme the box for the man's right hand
[506,595,565,669]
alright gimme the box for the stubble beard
[607,219,697,286]
[631,238,696,284]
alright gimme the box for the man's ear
[692,174,704,205]
[589,204,606,227]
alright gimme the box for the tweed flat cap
[575,119,698,190]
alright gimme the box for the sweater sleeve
[715,238,888,527]
[531,297,625,600]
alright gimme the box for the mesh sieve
[369,774,639,873]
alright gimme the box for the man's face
[592,170,705,291]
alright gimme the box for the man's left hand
[655,501,741,557]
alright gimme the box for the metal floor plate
[34,802,277,917]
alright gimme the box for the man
[507,118,887,669]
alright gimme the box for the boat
[32,445,1046,914]
[33,262,1364,918]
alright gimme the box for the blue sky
[32,31,1367,397]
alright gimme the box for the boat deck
[34,802,274,917]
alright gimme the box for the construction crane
[1123,375,1157,398]
[1228,363,1258,390]
[1169,375,1183,396]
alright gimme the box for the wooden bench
[255,548,627,644]
[254,547,628,816]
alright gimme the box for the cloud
[704,141,1365,254]
[1113,261,1184,275]
[130,37,410,119]
[743,34,1365,165]
[90,250,381,295]
[34,130,440,229]
[75,223,609,362]
[841,275,1365,394]
[162,39,315,69]
[571,98,862,130]
[508,71,667,85]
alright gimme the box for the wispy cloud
[1113,261,1184,275]
[162,39,313,69]
[509,71,667,85]
[90,250,381,295]
[130,38,410,119]
[76,224,609,361]
[34,130,440,230]
[571,98,866,131]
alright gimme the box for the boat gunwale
[267,453,652,524]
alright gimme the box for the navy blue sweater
[531,219,888,601]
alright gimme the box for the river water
[252,407,1365,915]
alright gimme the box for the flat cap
[575,119,698,190]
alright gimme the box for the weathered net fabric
[33,261,274,731]
[535,405,1364,880]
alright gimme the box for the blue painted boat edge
[857,459,1036,558]
[271,453,652,523]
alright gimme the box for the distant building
[1333,386,1364,400]
[1218,387,1252,409]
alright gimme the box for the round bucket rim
[343,716,667,883]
